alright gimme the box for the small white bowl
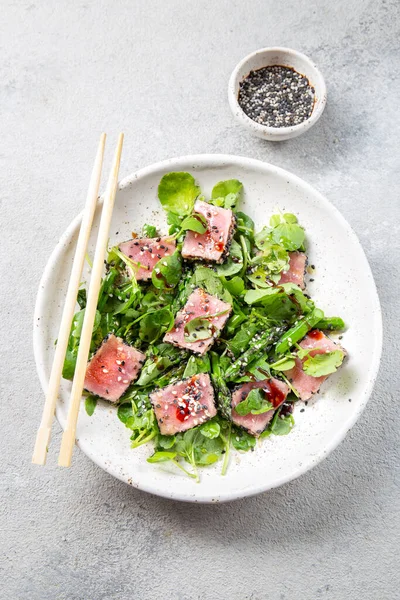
[228,47,327,141]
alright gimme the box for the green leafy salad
[63,172,346,482]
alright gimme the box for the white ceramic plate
[34,155,382,503]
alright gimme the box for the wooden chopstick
[32,133,106,466]
[58,133,124,467]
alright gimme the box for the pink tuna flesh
[164,287,231,355]
[278,251,307,289]
[285,330,346,401]
[119,237,176,281]
[150,373,217,435]
[182,200,235,263]
[231,378,290,437]
[84,334,145,402]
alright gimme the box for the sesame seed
[102,368,108,374]
[122,379,129,384]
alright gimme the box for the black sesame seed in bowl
[238,66,315,128]
[228,47,327,141]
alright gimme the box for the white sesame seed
[122,379,129,384]
[102,368,108,374]
[116,360,122,365]
[117,376,122,382]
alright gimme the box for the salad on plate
[63,172,346,482]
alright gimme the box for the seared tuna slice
[150,373,217,435]
[286,330,346,401]
[231,378,290,436]
[182,200,235,263]
[163,288,231,355]
[84,334,145,402]
[119,237,176,281]
[278,251,307,289]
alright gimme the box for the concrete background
[1,0,399,598]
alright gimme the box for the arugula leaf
[244,288,278,305]
[269,356,296,371]
[211,179,243,210]
[85,395,97,416]
[246,289,297,321]
[215,239,243,276]
[147,451,177,463]
[283,213,298,224]
[193,266,232,303]
[158,172,200,216]
[231,427,256,451]
[235,388,274,416]
[156,434,177,449]
[226,322,259,356]
[236,211,255,242]
[272,222,305,251]
[183,310,229,342]
[279,283,313,313]
[142,224,158,237]
[248,243,289,286]
[77,288,87,309]
[152,251,182,289]
[222,275,245,296]
[167,211,183,235]
[269,413,295,436]
[117,402,134,424]
[139,307,174,343]
[193,435,224,465]
[62,349,77,379]
[200,420,221,439]
[180,213,207,234]
[303,350,344,377]
[183,354,210,378]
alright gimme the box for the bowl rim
[228,46,327,137]
[33,153,382,503]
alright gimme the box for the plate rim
[33,153,383,503]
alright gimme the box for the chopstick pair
[32,133,124,467]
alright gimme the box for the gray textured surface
[1,0,399,598]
